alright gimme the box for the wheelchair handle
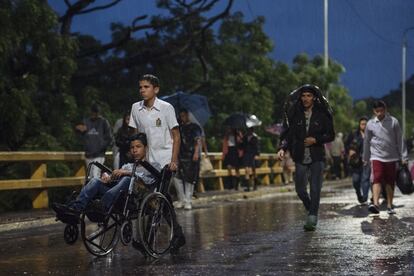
[134,160,162,181]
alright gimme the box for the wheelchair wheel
[64,224,78,245]
[80,213,120,257]
[120,221,133,245]
[138,192,175,258]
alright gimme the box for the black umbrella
[161,91,212,126]
[223,113,262,129]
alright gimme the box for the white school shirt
[129,97,179,167]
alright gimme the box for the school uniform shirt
[129,97,179,167]
[363,114,408,163]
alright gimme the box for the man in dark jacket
[75,103,113,178]
[277,85,335,231]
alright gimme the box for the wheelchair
[54,160,177,258]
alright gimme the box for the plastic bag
[200,155,214,174]
[396,164,414,195]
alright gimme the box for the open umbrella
[161,91,212,126]
[223,113,262,129]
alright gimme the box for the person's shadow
[361,215,409,245]
[337,202,405,219]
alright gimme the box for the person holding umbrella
[277,84,335,231]
[222,127,244,190]
[242,127,260,191]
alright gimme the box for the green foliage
[0,0,78,151]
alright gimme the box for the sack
[396,164,414,195]
[200,156,214,174]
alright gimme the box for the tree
[0,0,78,151]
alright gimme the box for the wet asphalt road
[1,182,414,275]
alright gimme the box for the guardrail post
[198,178,206,193]
[31,162,48,209]
[216,158,224,191]
[74,163,86,178]
[261,159,270,185]
[273,160,283,185]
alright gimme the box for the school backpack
[396,164,414,195]
[283,84,333,128]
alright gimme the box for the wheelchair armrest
[88,161,112,174]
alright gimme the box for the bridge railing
[0,151,285,209]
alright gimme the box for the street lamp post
[324,0,329,99]
[402,27,414,139]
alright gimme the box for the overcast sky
[50,0,414,100]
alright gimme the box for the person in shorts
[363,100,408,215]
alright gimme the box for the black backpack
[396,164,414,195]
[283,84,333,128]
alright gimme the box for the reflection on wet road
[1,184,414,275]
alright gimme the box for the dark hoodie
[82,116,113,158]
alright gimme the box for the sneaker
[303,215,317,232]
[173,201,184,209]
[387,208,396,215]
[359,201,368,206]
[184,202,192,210]
[368,203,380,214]
[52,203,80,216]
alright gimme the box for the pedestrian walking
[75,103,113,178]
[128,74,185,251]
[112,117,123,169]
[345,116,370,205]
[242,127,260,191]
[222,128,244,190]
[277,84,335,231]
[115,110,134,168]
[363,100,408,215]
[174,108,202,210]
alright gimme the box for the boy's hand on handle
[277,149,285,160]
[101,172,111,183]
[169,161,178,171]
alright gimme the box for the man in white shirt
[128,74,185,253]
[363,100,408,215]
[129,74,180,171]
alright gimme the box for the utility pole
[402,27,414,139]
[324,0,328,70]
[324,0,329,99]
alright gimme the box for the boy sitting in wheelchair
[52,133,185,256]
[53,133,159,215]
